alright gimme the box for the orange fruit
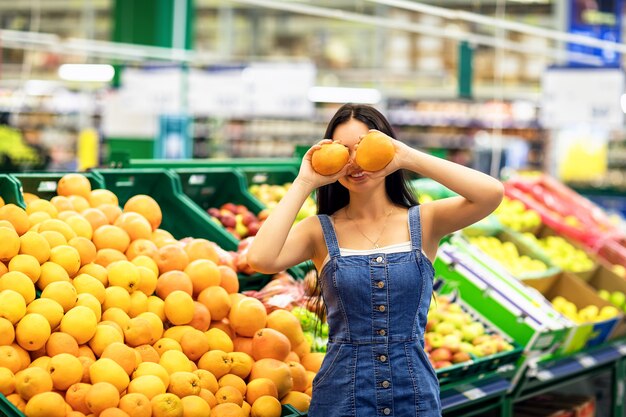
[123,317,153,347]
[65,382,92,414]
[0,316,15,345]
[218,265,240,294]
[251,328,291,362]
[0,204,29,235]
[128,374,167,400]
[354,130,395,171]
[193,369,219,394]
[36,261,71,290]
[15,313,50,351]
[94,248,127,268]
[197,285,231,321]
[26,199,58,218]
[27,211,51,227]
[47,352,83,390]
[151,392,183,417]
[206,328,234,353]
[133,362,170,388]
[49,244,82,277]
[181,395,211,417]
[0,367,15,396]
[228,351,254,380]
[219,374,247,396]
[119,392,152,417]
[81,207,109,231]
[24,391,66,417]
[153,337,183,357]
[211,403,245,417]
[301,352,325,372]
[311,142,350,175]
[73,273,106,303]
[60,305,98,344]
[135,344,160,363]
[251,395,282,416]
[40,280,76,312]
[229,297,267,337]
[98,203,123,224]
[164,291,195,326]
[64,214,93,239]
[85,381,120,415]
[156,270,193,299]
[25,298,64,330]
[185,259,221,296]
[14,364,54,400]
[6,393,26,413]
[249,358,293,398]
[0,227,20,262]
[266,309,305,347]
[39,230,67,249]
[280,391,311,413]
[136,311,164,344]
[93,225,131,253]
[129,291,149,317]
[136,266,158,297]
[78,262,108,285]
[0,289,27,325]
[197,350,232,379]
[215,385,244,406]
[188,302,212,332]
[115,212,153,241]
[89,189,119,208]
[8,254,41,283]
[0,271,36,303]
[46,331,80,357]
[57,174,92,199]
[102,342,139,375]
[19,230,50,263]
[39,218,76,241]
[180,328,210,361]
[69,237,97,266]
[99,407,131,417]
[245,378,278,405]
[127,239,159,261]
[107,260,141,293]
[103,286,132,312]
[89,358,130,393]
[168,371,202,398]
[50,196,74,212]
[154,244,189,274]
[68,195,90,213]
[184,238,219,263]
[102,308,131,331]
[151,229,176,248]
[159,349,194,375]
[287,361,307,392]
[132,254,159,275]
[124,195,162,231]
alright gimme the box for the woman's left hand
[356,129,413,178]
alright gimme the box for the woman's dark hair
[316,103,418,215]
[308,103,420,335]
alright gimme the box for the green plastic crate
[0,174,26,207]
[175,167,265,215]
[11,172,106,202]
[239,166,299,188]
[282,404,306,416]
[126,157,301,170]
[0,393,22,417]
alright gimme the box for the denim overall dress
[309,205,441,417]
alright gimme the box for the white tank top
[320,241,413,271]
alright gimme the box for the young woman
[247,103,504,416]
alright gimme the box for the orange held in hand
[311,142,349,176]
[355,130,395,171]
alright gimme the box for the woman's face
[332,118,386,192]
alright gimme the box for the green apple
[610,291,626,309]
[598,289,611,301]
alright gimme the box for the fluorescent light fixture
[58,64,115,82]
[308,86,382,104]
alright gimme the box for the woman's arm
[247,140,351,274]
[367,131,504,252]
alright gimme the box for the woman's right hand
[296,139,353,190]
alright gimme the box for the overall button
[378,305,386,312]
[377,281,385,288]
[378,329,386,336]
[375,256,383,263]
[381,380,390,388]
[383,408,391,415]
[379,355,387,362]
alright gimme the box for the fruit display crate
[0,174,25,206]
[432,292,524,387]
[435,242,570,355]
[121,157,302,171]
[238,165,299,189]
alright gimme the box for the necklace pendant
[374,243,380,249]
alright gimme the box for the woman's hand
[296,139,354,189]
[356,130,412,179]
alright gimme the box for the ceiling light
[58,64,115,82]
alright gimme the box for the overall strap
[408,205,423,252]
[317,214,341,258]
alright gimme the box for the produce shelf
[441,374,512,413]
[123,157,301,171]
[0,174,25,207]
[11,171,106,202]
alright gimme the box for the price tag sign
[462,387,486,401]
[577,355,597,368]
[536,370,554,381]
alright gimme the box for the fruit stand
[0,164,625,417]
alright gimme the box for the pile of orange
[0,173,321,417]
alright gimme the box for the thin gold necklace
[345,206,394,249]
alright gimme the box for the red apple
[247,222,261,236]
[236,204,249,214]
[221,202,238,213]
[435,360,453,369]
[207,207,221,218]
[241,211,257,226]
[257,209,270,221]
[452,351,471,364]
[221,213,236,228]
[430,347,452,362]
